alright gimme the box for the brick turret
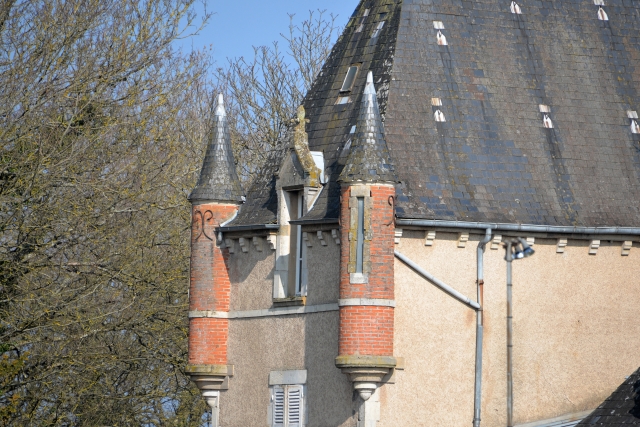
[186,94,243,422]
[336,72,398,405]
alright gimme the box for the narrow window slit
[356,197,364,274]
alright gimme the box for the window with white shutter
[272,386,285,427]
[287,385,302,427]
[269,384,305,427]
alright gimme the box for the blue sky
[179,0,356,64]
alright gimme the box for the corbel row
[221,230,341,254]
[394,229,635,256]
[222,235,277,254]
[302,230,341,248]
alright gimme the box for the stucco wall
[382,230,640,426]
[224,312,355,427]
[304,232,341,306]
[223,231,347,426]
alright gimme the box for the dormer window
[340,66,359,92]
[286,190,304,296]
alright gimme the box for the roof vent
[432,98,443,106]
[594,0,604,5]
[437,30,447,46]
[372,21,385,38]
[543,114,553,129]
[632,120,640,134]
[598,7,608,21]
[355,8,370,33]
[627,110,638,119]
[433,21,444,29]
[510,2,522,14]
[350,125,357,134]
[539,104,551,113]
[434,109,446,122]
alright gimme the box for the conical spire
[338,72,398,184]
[189,94,244,203]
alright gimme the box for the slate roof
[230,0,640,227]
[189,94,244,203]
[339,71,398,184]
[576,367,640,426]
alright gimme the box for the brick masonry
[338,184,396,357]
[188,203,237,365]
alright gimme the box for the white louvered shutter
[287,385,303,427]
[272,386,285,427]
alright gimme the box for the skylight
[340,66,359,92]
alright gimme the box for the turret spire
[338,72,398,184]
[189,94,244,203]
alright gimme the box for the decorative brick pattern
[189,203,237,366]
[338,184,395,358]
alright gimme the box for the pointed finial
[214,93,226,117]
[364,71,375,95]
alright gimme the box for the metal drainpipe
[473,228,492,427]
[505,241,514,427]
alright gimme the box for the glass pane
[340,66,358,92]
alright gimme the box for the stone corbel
[394,229,403,244]
[186,364,234,392]
[224,238,235,254]
[186,365,234,427]
[267,234,277,251]
[331,229,341,245]
[335,355,396,401]
[317,230,328,246]
[424,230,436,246]
[491,234,502,250]
[557,238,568,253]
[238,237,249,253]
[457,232,469,248]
